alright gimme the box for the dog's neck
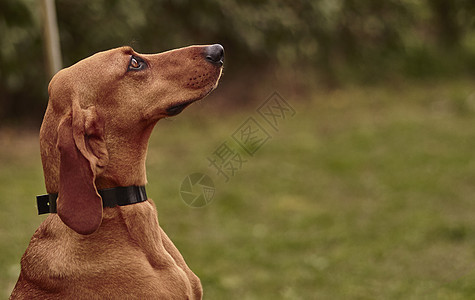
[95,123,155,190]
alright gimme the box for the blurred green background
[1,0,475,298]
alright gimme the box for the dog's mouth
[166,101,194,116]
[165,82,220,116]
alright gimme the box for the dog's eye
[128,55,147,71]
[130,58,140,68]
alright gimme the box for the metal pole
[41,0,62,78]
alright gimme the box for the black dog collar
[36,185,148,215]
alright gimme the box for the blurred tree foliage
[0,0,474,124]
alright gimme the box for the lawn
[1,78,475,299]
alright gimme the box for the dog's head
[40,45,224,234]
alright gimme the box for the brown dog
[10,44,224,299]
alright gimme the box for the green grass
[2,78,475,299]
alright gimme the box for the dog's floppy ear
[57,101,108,235]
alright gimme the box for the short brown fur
[10,45,223,299]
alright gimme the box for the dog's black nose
[205,44,224,66]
